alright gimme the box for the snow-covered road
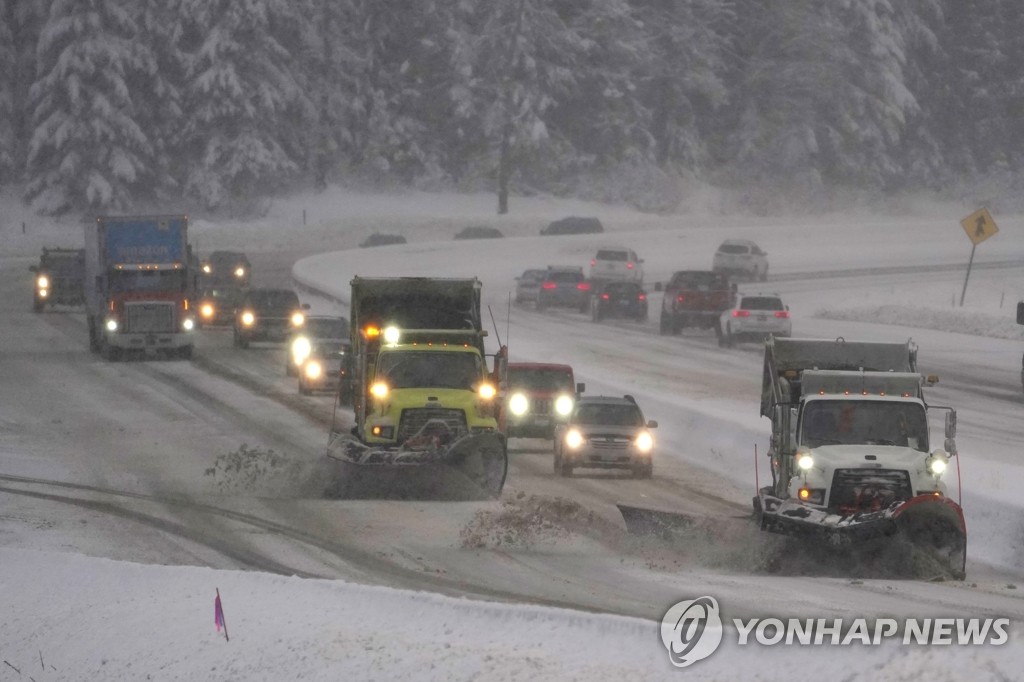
[3,190,1024,678]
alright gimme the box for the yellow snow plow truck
[619,336,966,579]
[326,277,508,499]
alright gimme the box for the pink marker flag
[214,588,230,641]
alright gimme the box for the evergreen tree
[178,0,311,212]
[25,0,155,214]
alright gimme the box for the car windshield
[304,318,348,338]
[508,367,574,391]
[801,400,929,451]
[574,403,644,427]
[520,270,545,281]
[250,291,298,308]
[672,272,728,289]
[548,271,581,283]
[109,269,188,293]
[718,244,750,255]
[740,297,784,311]
[377,351,483,390]
[44,255,83,274]
[595,250,628,261]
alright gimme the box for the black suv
[537,267,591,313]
[201,250,251,288]
[591,281,647,322]
[233,288,308,348]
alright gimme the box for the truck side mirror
[302,303,311,310]
[576,382,585,395]
[28,265,38,273]
[646,420,658,429]
[944,410,957,440]
[1017,301,1024,325]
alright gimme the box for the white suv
[712,239,768,281]
[589,247,643,284]
[718,293,791,347]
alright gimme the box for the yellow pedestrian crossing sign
[960,207,998,245]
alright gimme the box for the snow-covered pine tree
[25,0,155,215]
[177,0,310,213]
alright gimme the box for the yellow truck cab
[362,330,498,445]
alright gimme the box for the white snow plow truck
[617,336,965,579]
[754,336,965,577]
[325,277,508,500]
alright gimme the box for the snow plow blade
[617,503,699,538]
[324,430,508,501]
[757,491,966,579]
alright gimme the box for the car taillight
[732,310,750,317]
[590,259,596,266]
[676,295,685,302]
[774,311,790,318]
[638,294,646,301]
[542,282,557,289]
[601,293,610,300]
[627,262,634,269]
[577,282,590,291]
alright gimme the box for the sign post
[958,208,998,306]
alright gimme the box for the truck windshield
[377,351,483,390]
[109,269,189,293]
[801,400,929,452]
[508,368,573,391]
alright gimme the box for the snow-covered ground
[2,186,1023,680]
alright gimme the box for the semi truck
[326,276,508,499]
[84,215,197,361]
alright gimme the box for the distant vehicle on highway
[454,225,503,240]
[659,270,734,335]
[712,239,769,281]
[200,250,251,288]
[537,266,590,313]
[233,288,308,348]
[197,287,245,327]
[540,216,604,236]
[591,281,648,323]
[514,268,546,305]
[589,246,643,285]
[360,233,407,248]
[287,315,349,377]
[717,292,791,347]
[29,247,85,312]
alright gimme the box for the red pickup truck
[659,270,735,334]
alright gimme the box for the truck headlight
[635,431,654,453]
[200,303,215,319]
[304,360,323,380]
[554,395,574,416]
[234,267,245,278]
[241,310,255,326]
[509,393,528,416]
[927,452,948,476]
[105,318,118,332]
[370,381,389,399]
[291,312,305,327]
[478,383,496,400]
[39,289,48,298]
[383,326,401,344]
[797,453,814,471]
[565,429,584,449]
[182,317,195,331]
[202,264,212,274]
[37,276,49,288]
[291,337,312,365]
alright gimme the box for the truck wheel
[717,328,728,347]
[286,360,297,377]
[299,380,311,396]
[178,345,193,361]
[659,311,671,335]
[633,463,653,479]
[102,343,121,362]
[724,325,735,348]
[33,300,44,313]
[87,318,101,353]
[558,460,574,477]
